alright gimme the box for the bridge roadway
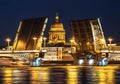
[101,50,120,61]
[0,50,120,61]
[0,50,41,61]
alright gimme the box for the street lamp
[70,37,76,53]
[108,37,112,44]
[43,37,47,47]
[108,38,113,49]
[70,39,74,47]
[33,37,37,48]
[6,38,11,49]
[108,37,113,57]
[70,37,75,47]
[108,37,113,49]
[86,42,90,50]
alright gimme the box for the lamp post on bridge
[108,37,113,51]
[108,37,113,57]
[6,37,11,50]
[33,37,37,49]
[43,37,47,47]
[70,37,76,53]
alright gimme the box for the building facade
[48,14,66,44]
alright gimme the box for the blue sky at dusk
[0,0,120,46]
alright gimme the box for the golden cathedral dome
[51,22,64,28]
[50,14,65,31]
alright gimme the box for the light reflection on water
[0,65,120,84]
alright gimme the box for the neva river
[0,65,120,84]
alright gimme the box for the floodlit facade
[70,18,107,53]
[48,14,66,44]
[13,17,48,50]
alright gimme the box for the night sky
[0,0,120,46]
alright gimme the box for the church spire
[55,13,59,22]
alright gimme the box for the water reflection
[0,68,31,84]
[78,67,98,84]
[115,68,120,84]
[30,67,50,84]
[50,68,67,84]
[0,65,119,84]
[12,69,30,84]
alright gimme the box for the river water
[0,65,120,84]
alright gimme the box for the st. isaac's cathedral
[48,14,66,44]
